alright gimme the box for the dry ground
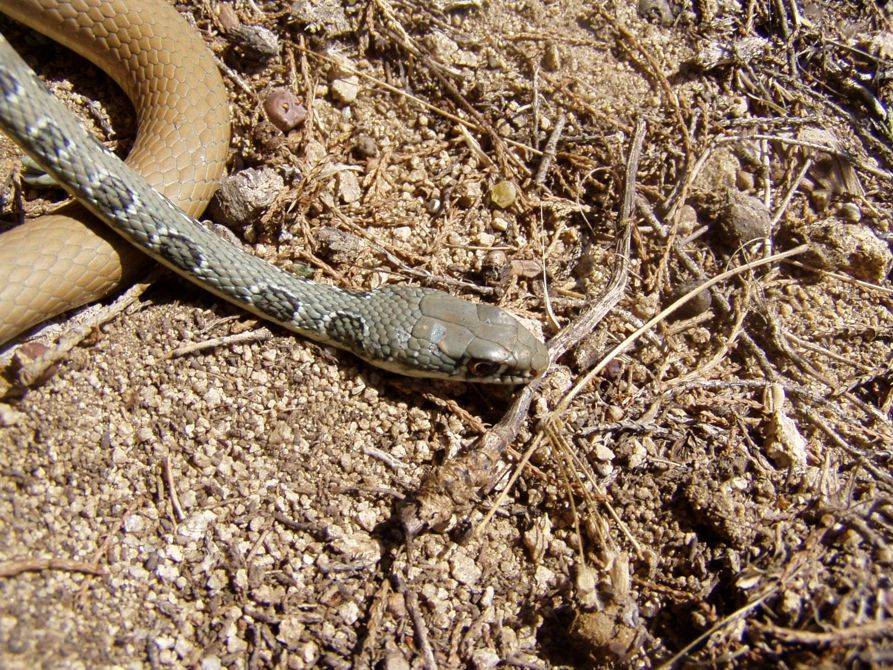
[1,0,892,668]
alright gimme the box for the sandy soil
[1,0,892,668]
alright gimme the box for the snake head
[361,287,549,384]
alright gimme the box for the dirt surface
[2,0,893,668]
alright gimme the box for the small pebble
[337,170,362,204]
[482,249,508,283]
[490,180,517,208]
[542,42,561,71]
[637,0,674,25]
[209,167,285,230]
[839,202,861,222]
[0,403,24,427]
[252,120,284,152]
[798,217,892,282]
[510,259,541,278]
[215,3,240,33]
[331,77,360,104]
[456,180,483,208]
[352,134,378,159]
[676,204,698,236]
[736,169,755,191]
[263,88,306,132]
[230,24,280,60]
[717,191,771,248]
[315,226,365,263]
[491,214,510,232]
[666,279,712,320]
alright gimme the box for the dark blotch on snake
[0,67,22,99]
[89,170,139,214]
[252,285,302,323]
[28,118,73,156]
[326,312,367,349]
[158,233,206,272]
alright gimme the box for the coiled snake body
[0,0,548,383]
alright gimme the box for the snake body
[0,0,230,344]
[0,1,548,383]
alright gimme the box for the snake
[0,0,549,383]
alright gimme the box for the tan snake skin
[0,0,230,343]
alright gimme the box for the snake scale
[0,0,548,383]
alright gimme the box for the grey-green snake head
[346,287,549,384]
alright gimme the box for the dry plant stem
[636,196,780,380]
[534,113,567,186]
[470,431,545,539]
[722,133,893,182]
[546,420,643,555]
[802,409,893,489]
[398,120,644,537]
[212,53,256,97]
[356,579,390,665]
[668,378,891,447]
[662,526,831,668]
[759,620,893,645]
[784,260,893,297]
[393,572,438,670]
[667,305,746,385]
[162,456,186,522]
[769,158,812,230]
[168,327,273,358]
[16,273,158,388]
[552,246,809,418]
[548,119,643,362]
[0,557,106,578]
[658,586,781,669]
[785,331,872,373]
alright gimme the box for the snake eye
[468,360,501,377]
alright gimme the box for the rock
[542,42,561,71]
[693,146,739,198]
[331,77,360,104]
[798,217,892,282]
[337,169,362,204]
[177,510,217,543]
[315,226,366,264]
[677,204,698,236]
[456,180,483,208]
[665,279,712,320]
[490,180,517,208]
[252,120,284,152]
[0,403,24,427]
[449,552,482,586]
[209,167,285,230]
[717,191,771,247]
[230,24,280,60]
[638,0,674,25]
[263,88,306,132]
[839,202,861,222]
[215,3,240,33]
[570,605,638,663]
[353,134,378,159]
[277,615,305,649]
